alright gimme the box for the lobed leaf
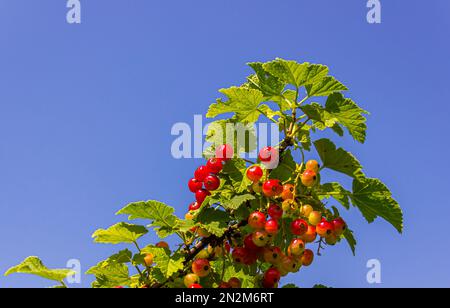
[4,257,75,282]
[92,222,148,244]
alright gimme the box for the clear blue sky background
[1,0,449,288]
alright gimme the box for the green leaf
[222,158,251,193]
[301,102,339,129]
[282,283,300,288]
[87,256,131,288]
[195,208,230,237]
[116,201,178,238]
[141,247,184,280]
[222,194,256,211]
[343,229,357,256]
[92,222,148,244]
[351,177,403,233]
[205,120,257,157]
[319,183,351,210]
[313,284,331,288]
[306,76,348,97]
[211,260,256,288]
[263,58,329,89]
[269,150,296,182]
[296,124,312,151]
[247,62,285,96]
[4,257,75,282]
[325,93,368,143]
[314,139,364,179]
[206,86,265,123]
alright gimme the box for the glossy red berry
[301,249,314,266]
[301,169,317,187]
[262,179,283,197]
[259,146,279,169]
[232,247,249,264]
[189,283,203,289]
[188,202,201,211]
[268,204,283,220]
[291,219,308,236]
[332,217,347,236]
[204,175,220,191]
[246,165,264,182]
[192,258,211,278]
[244,234,260,251]
[228,277,242,288]
[300,225,317,243]
[188,178,203,193]
[252,230,269,247]
[265,219,279,235]
[248,211,266,229]
[281,184,295,200]
[316,221,335,238]
[195,189,211,205]
[194,166,211,182]
[206,158,223,174]
[305,160,320,173]
[215,144,234,161]
[263,246,282,264]
[263,268,281,287]
[288,238,305,256]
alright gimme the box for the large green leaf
[247,62,285,97]
[207,86,265,123]
[314,139,364,179]
[325,93,368,143]
[263,58,329,89]
[141,246,184,280]
[222,158,252,193]
[222,194,256,211]
[92,222,148,244]
[116,200,178,238]
[195,208,230,237]
[211,260,256,288]
[269,150,296,182]
[4,257,75,282]
[306,76,348,97]
[351,177,403,233]
[86,251,132,288]
[204,120,257,157]
[319,182,351,209]
[343,229,357,256]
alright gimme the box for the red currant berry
[194,166,211,182]
[259,146,279,169]
[188,283,203,289]
[252,230,269,247]
[188,178,203,193]
[244,233,260,251]
[248,211,266,229]
[189,202,201,211]
[228,277,241,288]
[288,238,305,256]
[301,169,317,187]
[206,158,223,174]
[291,219,308,236]
[301,249,314,266]
[316,221,335,238]
[263,268,281,286]
[204,175,220,191]
[262,179,283,197]
[332,217,347,236]
[232,247,249,264]
[281,184,295,200]
[218,282,232,288]
[300,225,317,243]
[215,144,234,161]
[264,219,279,235]
[246,165,264,182]
[268,204,283,220]
[191,258,211,278]
[263,246,282,264]
[306,160,320,173]
[308,211,322,226]
[195,189,211,205]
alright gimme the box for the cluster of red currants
[187,144,234,212]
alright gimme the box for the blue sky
[1,0,449,288]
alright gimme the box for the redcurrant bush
[6,58,403,290]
